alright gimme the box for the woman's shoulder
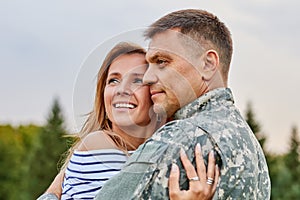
[76,130,117,151]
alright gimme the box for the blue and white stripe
[61,149,130,200]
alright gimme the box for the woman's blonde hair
[60,42,146,171]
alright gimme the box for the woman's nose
[116,81,132,96]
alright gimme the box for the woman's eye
[107,78,119,85]
[133,78,143,84]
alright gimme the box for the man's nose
[143,64,158,86]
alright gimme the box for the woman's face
[104,53,153,128]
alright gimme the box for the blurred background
[0,0,299,199]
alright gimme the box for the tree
[270,126,300,199]
[285,125,300,180]
[0,125,24,199]
[30,98,69,198]
[0,98,70,199]
[0,124,42,200]
[244,102,267,151]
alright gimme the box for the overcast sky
[1,0,299,154]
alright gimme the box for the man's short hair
[144,9,233,81]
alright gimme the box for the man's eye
[157,59,166,64]
[157,59,168,67]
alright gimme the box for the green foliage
[1,99,300,199]
[244,102,267,149]
[0,124,42,200]
[0,98,69,199]
[244,102,300,199]
[267,126,300,199]
[279,126,300,198]
[285,126,300,172]
[30,98,69,198]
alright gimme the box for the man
[95,9,271,199]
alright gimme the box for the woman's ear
[202,50,219,80]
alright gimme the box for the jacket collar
[173,88,234,120]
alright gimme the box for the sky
[1,0,299,154]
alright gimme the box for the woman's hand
[169,144,220,200]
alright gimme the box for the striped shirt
[61,149,131,200]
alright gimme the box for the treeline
[245,103,300,199]
[0,99,299,199]
[0,99,70,199]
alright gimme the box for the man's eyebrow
[146,51,170,62]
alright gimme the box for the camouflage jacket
[95,88,271,200]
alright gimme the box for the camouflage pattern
[95,88,271,200]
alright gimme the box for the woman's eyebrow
[131,73,145,76]
[107,72,120,76]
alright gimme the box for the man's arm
[94,138,170,199]
[95,122,212,200]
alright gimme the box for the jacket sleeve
[95,122,212,200]
[94,138,169,200]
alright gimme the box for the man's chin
[153,104,167,116]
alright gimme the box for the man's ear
[202,50,219,80]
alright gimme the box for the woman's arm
[37,131,118,200]
[168,144,220,200]
[45,171,64,197]
[37,171,64,200]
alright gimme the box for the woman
[37,42,218,200]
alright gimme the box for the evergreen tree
[268,126,300,199]
[0,125,24,200]
[285,125,300,180]
[269,154,292,199]
[18,124,43,200]
[272,125,300,199]
[244,102,267,150]
[31,98,68,198]
[0,124,42,200]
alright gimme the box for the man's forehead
[148,30,179,48]
[146,47,168,58]
[146,30,203,59]
[146,32,183,59]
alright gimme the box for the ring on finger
[206,177,214,185]
[189,176,200,182]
